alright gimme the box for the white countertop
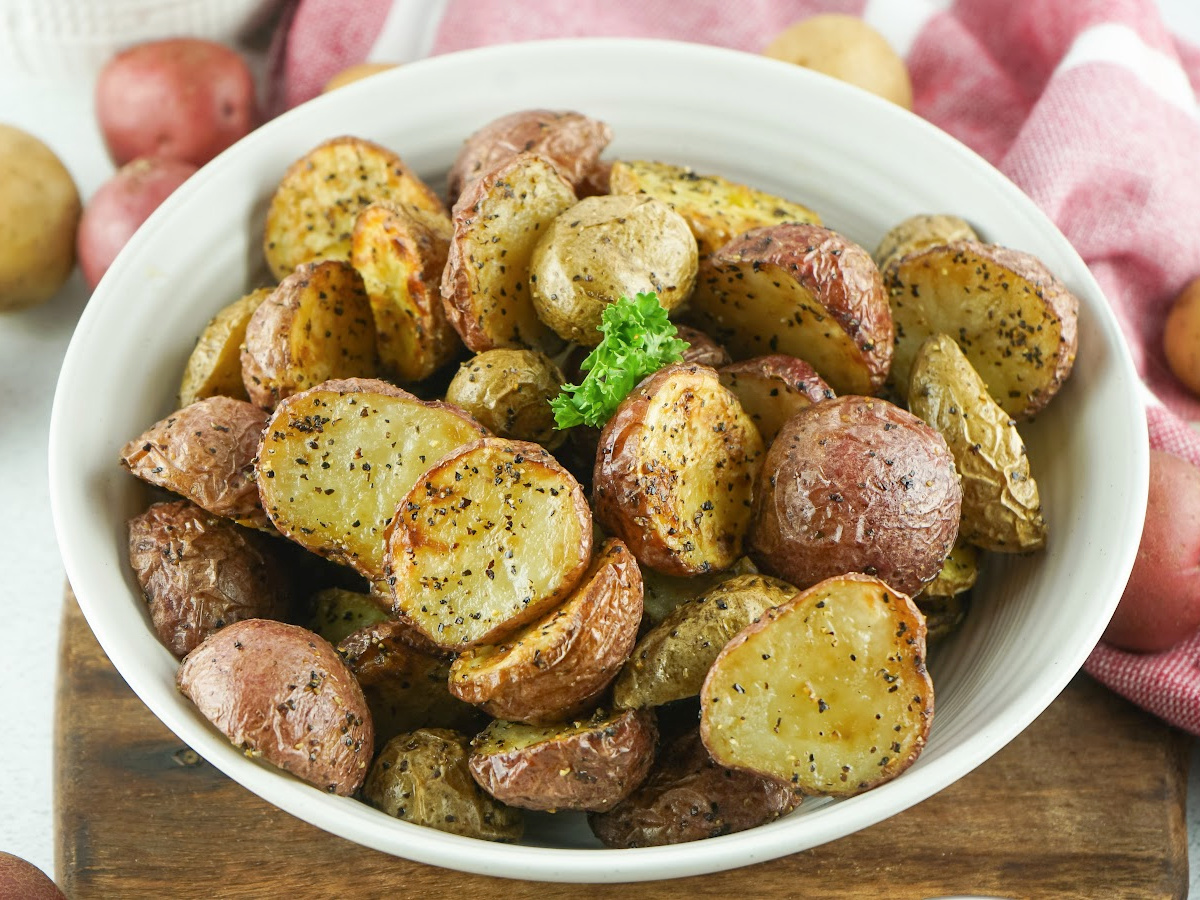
[5,6,1200,893]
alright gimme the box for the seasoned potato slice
[589,728,801,847]
[885,240,1079,418]
[608,160,821,257]
[386,438,593,649]
[241,260,379,409]
[263,136,445,279]
[468,708,656,812]
[449,538,642,723]
[306,586,389,646]
[178,287,271,407]
[120,396,269,529]
[444,349,565,450]
[718,354,835,445]
[594,363,763,576]
[700,573,933,796]
[873,213,977,276]
[178,619,374,796]
[909,333,1046,552]
[442,153,575,354]
[614,573,796,710]
[350,201,461,383]
[689,224,893,395]
[256,378,487,583]
[364,728,523,841]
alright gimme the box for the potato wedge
[350,201,461,383]
[688,224,892,395]
[241,260,379,409]
[385,437,593,649]
[718,354,835,445]
[908,333,1047,552]
[885,240,1079,418]
[872,213,977,276]
[468,708,656,812]
[594,363,763,576]
[120,396,269,529]
[442,153,575,354]
[264,136,445,279]
[178,287,271,407]
[613,573,796,710]
[700,573,933,797]
[449,538,642,723]
[255,377,487,583]
[608,160,821,257]
[444,349,565,450]
[306,586,389,646]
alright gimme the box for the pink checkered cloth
[273,0,1200,734]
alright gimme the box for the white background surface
[3,2,1200,894]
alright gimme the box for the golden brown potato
[128,500,291,658]
[263,136,445,279]
[178,288,271,407]
[885,240,1079,419]
[718,354,835,445]
[749,395,962,597]
[688,223,892,395]
[919,536,979,599]
[701,573,933,796]
[676,325,732,368]
[364,728,523,841]
[241,260,379,409]
[306,586,389,646]
[351,201,461,383]
[449,539,642,723]
[608,159,821,257]
[589,728,801,847]
[442,153,575,354]
[119,396,269,529]
[468,708,656,812]
[386,437,593,649]
[639,558,759,625]
[529,194,699,345]
[444,349,566,450]
[594,363,763,576]
[256,377,487,584]
[613,573,796,710]
[872,213,978,276]
[177,619,374,796]
[1163,276,1200,397]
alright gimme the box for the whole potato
[1163,276,1200,397]
[0,853,66,900]
[1104,450,1200,652]
[96,38,259,168]
[0,124,80,311]
[76,157,197,289]
[444,349,566,449]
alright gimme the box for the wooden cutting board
[55,590,1191,899]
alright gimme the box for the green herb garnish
[550,292,689,429]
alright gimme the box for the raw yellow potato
[444,349,565,450]
[763,14,913,110]
[178,288,271,407]
[873,213,978,276]
[322,63,398,93]
[1163,276,1200,397]
[0,124,80,310]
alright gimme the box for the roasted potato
[589,727,801,847]
[639,558,759,625]
[256,377,487,584]
[446,109,612,203]
[364,728,523,841]
[120,396,269,529]
[128,500,291,658]
[909,333,1046,552]
[919,536,979,599]
[468,708,657,812]
[718,354,835,445]
[386,437,593,649]
[916,593,970,643]
[594,363,763,576]
[263,136,445,279]
[608,159,821,257]
[177,619,374,796]
[351,201,461,383]
[613,573,796,709]
[449,538,642,723]
[444,349,566,450]
[885,240,1079,419]
[688,223,893,395]
[873,213,977,276]
[442,153,575,354]
[178,288,271,407]
[701,573,933,796]
[676,325,732,368]
[529,194,699,345]
[306,586,389,646]
[749,395,962,597]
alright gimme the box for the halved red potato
[718,354,835,445]
[700,573,933,797]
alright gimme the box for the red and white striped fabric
[272,0,1200,734]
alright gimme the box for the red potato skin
[1104,450,1200,652]
[96,38,259,168]
[0,853,67,900]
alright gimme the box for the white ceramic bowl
[49,38,1147,883]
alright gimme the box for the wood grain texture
[55,591,1190,899]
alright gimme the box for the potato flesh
[178,288,271,407]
